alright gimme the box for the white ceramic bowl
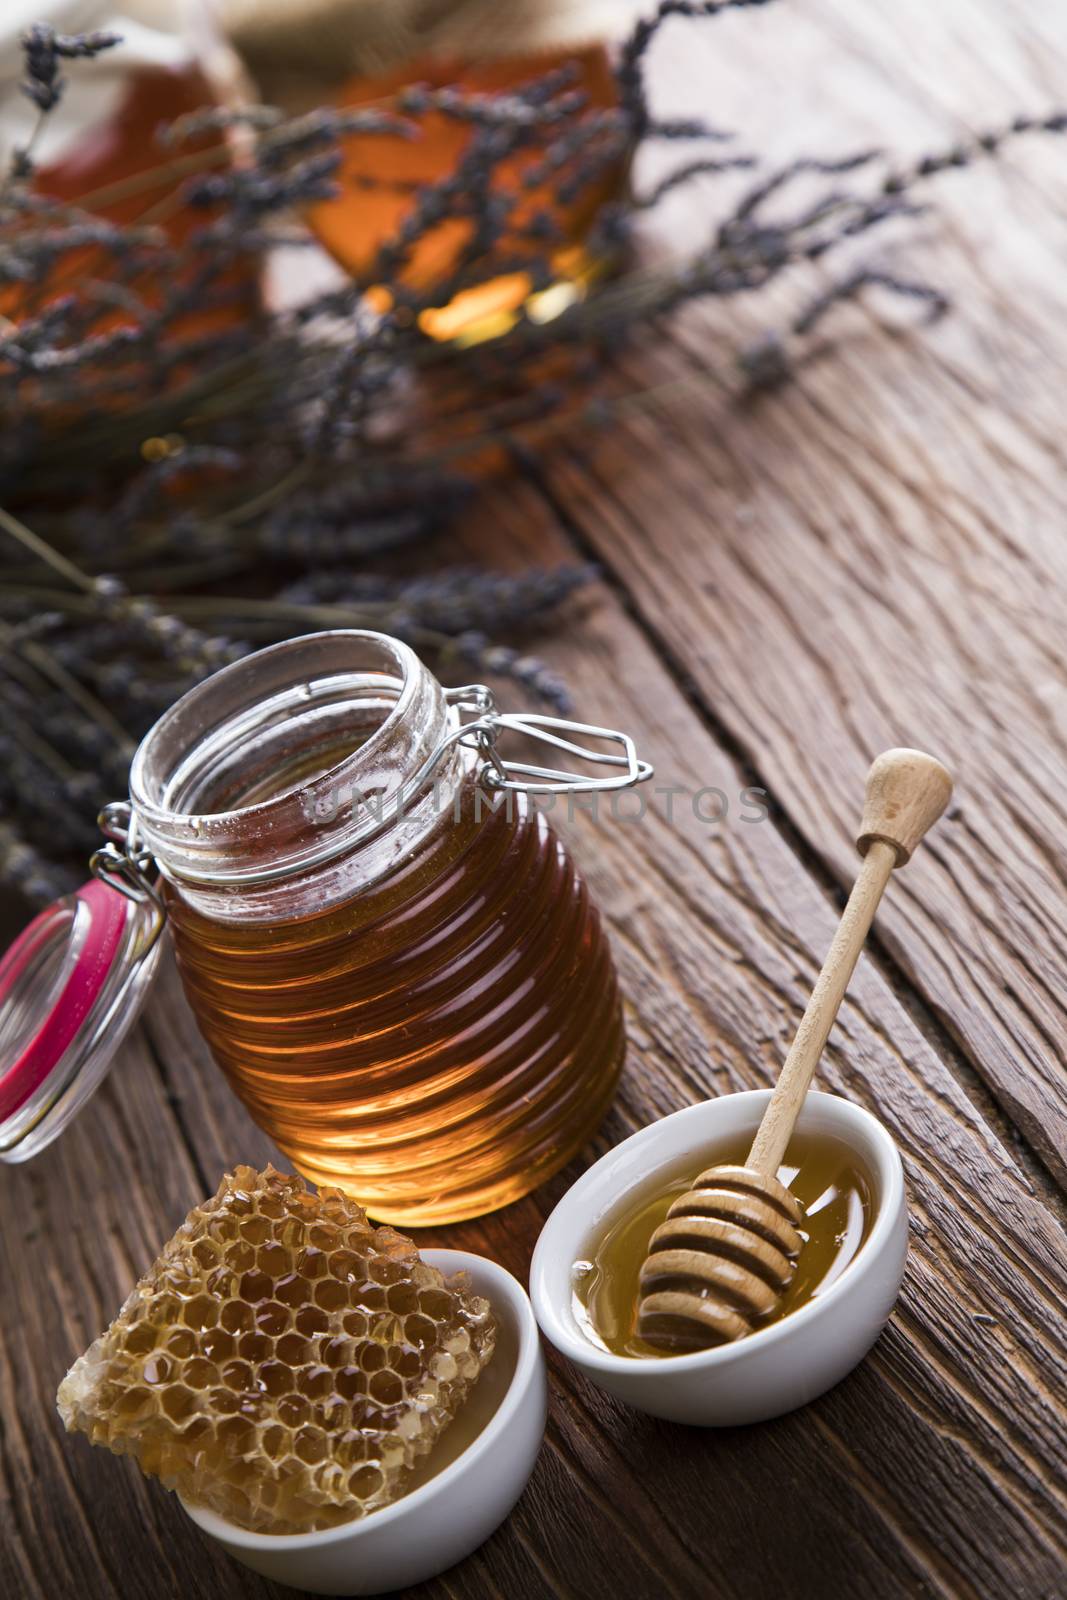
[530,1090,907,1426]
[182,1249,547,1595]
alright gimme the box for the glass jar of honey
[0,631,651,1225]
[222,0,629,343]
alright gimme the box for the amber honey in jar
[573,1128,874,1358]
[0,2,256,348]
[223,0,629,343]
[116,630,648,1226]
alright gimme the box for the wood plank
[534,0,1067,1187]
[447,481,1067,1600]
[4,472,1066,1599]
[4,4,1067,1595]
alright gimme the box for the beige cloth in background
[220,0,622,91]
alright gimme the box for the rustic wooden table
[4,2,1066,1597]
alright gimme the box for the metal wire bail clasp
[444,686,654,795]
[91,802,166,945]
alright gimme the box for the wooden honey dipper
[636,748,953,1351]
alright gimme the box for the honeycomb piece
[57,1165,495,1533]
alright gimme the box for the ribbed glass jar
[129,631,625,1225]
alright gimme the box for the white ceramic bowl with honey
[530,1090,907,1426]
[181,1250,547,1595]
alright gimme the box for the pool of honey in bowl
[572,1128,873,1358]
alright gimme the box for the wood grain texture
[4,3,1067,1599]
[540,0,1067,1187]
[5,477,1065,1600]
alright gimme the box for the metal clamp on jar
[0,631,651,1224]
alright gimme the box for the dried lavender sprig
[0,188,98,219]
[2,610,64,646]
[360,64,621,300]
[184,149,342,214]
[277,565,596,634]
[0,685,121,781]
[879,110,1067,192]
[501,111,1067,350]
[0,503,246,680]
[794,266,950,334]
[635,154,758,208]
[77,589,583,721]
[156,104,284,149]
[450,633,572,715]
[0,320,146,375]
[402,120,990,352]
[725,114,1067,265]
[254,468,472,560]
[2,14,1066,890]
[738,266,952,389]
[0,293,77,348]
[261,510,434,561]
[0,732,104,857]
[19,23,120,113]
[729,150,882,224]
[0,618,130,750]
[0,219,166,289]
[518,112,626,191]
[396,80,587,129]
[257,107,416,165]
[617,0,777,135]
[647,116,733,141]
[11,77,1055,481]
[89,575,247,675]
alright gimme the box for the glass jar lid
[0,876,164,1162]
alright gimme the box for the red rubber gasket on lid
[0,878,127,1121]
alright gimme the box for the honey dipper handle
[747,749,952,1176]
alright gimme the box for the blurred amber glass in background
[5,60,257,349]
[305,42,627,344]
